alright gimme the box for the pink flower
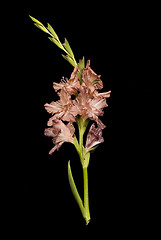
[82,60,103,95]
[85,123,104,151]
[72,87,108,128]
[53,65,80,95]
[44,88,76,125]
[44,59,111,134]
[44,119,75,154]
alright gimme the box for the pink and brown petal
[85,123,104,151]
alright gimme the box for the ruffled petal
[85,123,104,151]
[89,98,108,119]
[49,142,63,155]
[82,60,103,92]
[53,82,65,92]
[94,90,111,98]
[58,88,71,105]
[70,65,79,80]
[53,66,80,95]
[44,119,75,154]
[44,101,62,114]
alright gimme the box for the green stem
[70,117,91,224]
[79,128,84,157]
[83,166,90,225]
[77,117,91,224]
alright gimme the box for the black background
[11,1,156,237]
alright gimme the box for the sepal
[73,135,80,155]
[83,151,90,168]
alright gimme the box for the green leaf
[77,57,85,84]
[48,37,64,50]
[29,16,78,68]
[63,38,74,58]
[68,161,85,216]
[33,23,49,34]
[78,56,85,69]
[62,54,76,67]
[47,23,59,39]
[29,15,44,26]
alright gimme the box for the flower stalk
[83,166,90,224]
[29,16,111,225]
[77,117,90,224]
[68,117,91,224]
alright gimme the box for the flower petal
[47,112,64,126]
[53,82,65,92]
[85,123,104,151]
[58,88,71,105]
[49,142,63,155]
[61,110,76,122]
[70,65,79,80]
[94,90,111,98]
[89,98,108,115]
[66,122,75,136]
[44,101,62,114]
[44,119,75,154]
[82,60,103,91]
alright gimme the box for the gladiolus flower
[45,60,111,129]
[44,88,76,125]
[44,119,75,154]
[53,65,80,95]
[82,60,103,95]
[72,87,108,128]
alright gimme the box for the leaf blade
[68,161,85,217]
[34,23,49,34]
[47,23,59,39]
[78,56,85,69]
[63,38,74,58]
[77,57,85,84]
[48,37,64,50]
[29,15,44,26]
[62,54,76,67]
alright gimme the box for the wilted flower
[85,123,104,151]
[44,119,75,154]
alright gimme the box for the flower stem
[70,117,91,224]
[79,127,84,151]
[77,117,91,224]
[83,166,90,225]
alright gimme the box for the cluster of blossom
[44,60,111,154]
